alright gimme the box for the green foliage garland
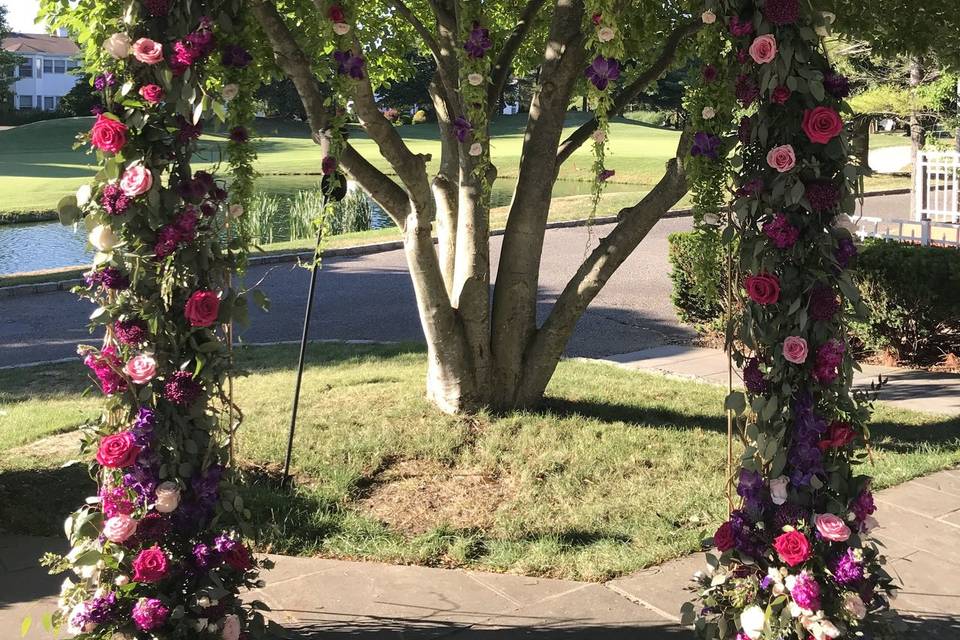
[686,1,898,639]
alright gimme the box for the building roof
[2,33,80,56]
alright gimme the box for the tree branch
[487,0,549,115]
[389,0,443,61]
[556,19,703,166]
[339,144,409,226]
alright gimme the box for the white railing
[854,215,960,248]
[915,150,960,222]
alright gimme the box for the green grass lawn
[0,114,910,219]
[2,343,957,580]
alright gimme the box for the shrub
[0,110,64,126]
[852,239,960,364]
[667,230,727,330]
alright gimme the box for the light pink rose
[132,38,164,65]
[125,354,157,385]
[103,514,138,543]
[120,163,153,197]
[221,614,241,640]
[783,336,808,364]
[332,22,351,36]
[749,34,778,64]
[103,33,132,59]
[815,513,851,542]
[766,144,796,172]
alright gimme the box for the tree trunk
[851,115,871,172]
[909,57,923,218]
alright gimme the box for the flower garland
[457,5,494,196]
[582,0,624,217]
[685,2,896,639]
[40,1,267,638]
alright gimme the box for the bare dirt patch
[354,459,515,535]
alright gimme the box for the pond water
[0,178,640,276]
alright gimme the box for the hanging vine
[685,1,897,639]
[36,0,267,638]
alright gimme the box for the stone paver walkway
[600,345,960,416]
[3,469,959,638]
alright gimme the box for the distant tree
[58,73,99,116]
[375,53,434,116]
[256,78,308,120]
[0,6,20,114]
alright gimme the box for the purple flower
[100,485,134,518]
[229,126,249,143]
[737,468,767,512]
[813,339,845,384]
[163,371,203,406]
[132,597,169,631]
[736,178,764,198]
[737,116,752,144]
[729,509,764,558]
[702,64,718,83]
[114,319,148,346]
[193,542,215,569]
[598,168,616,182]
[192,465,223,509]
[585,56,621,90]
[832,548,864,585]
[154,225,181,258]
[805,181,841,213]
[84,592,118,624]
[762,213,800,249]
[824,72,851,99]
[809,285,840,321]
[735,74,759,106]
[789,571,821,610]
[94,72,116,91]
[851,489,876,522]
[464,21,492,59]
[175,116,204,144]
[743,358,768,394]
[101,267,129,290]
[221,44,253,68]
[690,132,722,160]
[728,16,754,38]
[333,50,366,79]
[789,393,828,485]
[131,407,156,446]
[90,104,105,115]
[452,116,473,143]
[764,0,800,25]
[773,503,808,531]
[835,237,858,269]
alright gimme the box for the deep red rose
[773,530,811,566]
[801,106,844,144]
[714,521,735,552]
[184,290,221,327]
[328,5,346,22]
[224,543,253,571]
[744,273,780,305]
[96,431,141,468]
[90,114,128,154]
[132,545,169,583]
[139,84,164,104]
[771,85,791,104]
[818,421,856,451]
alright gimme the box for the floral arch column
[686,1,896,639]
[40,0,268,638]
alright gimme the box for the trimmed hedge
[667,232,960,365]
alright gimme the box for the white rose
[739,605,766,640]
[77,184,93,207]
[154,481,181,513]
[221,614,242,640]
[114,575,129,586]
[770,475,790,505]
[701,10,717,24]
[469,142,483,157]
[228,204,244,219]
[333,22,351,36]
[701,106,716,120]
[843,592,866,619]
[221,84,240,102]
[89,225,118,252]
[467,73,485,87]
[103,33,132,59]
[702,212,719,226]
[597,26,616,42]
[818,619,842,639]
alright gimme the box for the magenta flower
[764,0,800,26]
[729,16,754,37]
[585,56,621,90]
[333,50,366,79]
[702,64,718,83]
[464,21,492,59]
[131,597,169,631]
[762,213,799,249]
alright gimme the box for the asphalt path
[0,193,911,368]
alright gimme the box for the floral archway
[39,0,893,639]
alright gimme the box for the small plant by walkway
[1,343,958,581]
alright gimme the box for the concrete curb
[0,188,910,299]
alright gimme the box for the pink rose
[773,530,811,566]
[815,513,851,542]
[103,514,138,543]
[132,38,164,65]
[139,84,164,103]
[125,354,157,385]
[802,106,844,144]
[744,273,780,305]
[783,336,808,364]
[120,163,153,197]
[184,290,221,327]
[90,114,128,154]
[132,545,169,583]
[748,34,777,64]
[96,432,141,468]
[766,144,796,172]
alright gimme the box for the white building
[2,30,81,112]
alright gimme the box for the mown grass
[1,343,957,580]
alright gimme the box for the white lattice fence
[915,150,960,222]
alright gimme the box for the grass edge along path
[1,342,958,581]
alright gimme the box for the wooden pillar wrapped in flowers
[38,0,267,638]
[685,1,897,639]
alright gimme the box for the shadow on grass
[868,415,960,454]
[0,464,94,537]
[539,397,727,435]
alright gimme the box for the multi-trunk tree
[249,0,704,413]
